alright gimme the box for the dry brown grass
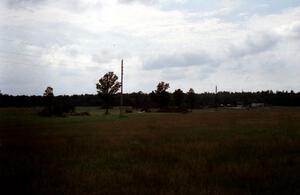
[0,107,299,195]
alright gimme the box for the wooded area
[1,90,300,108]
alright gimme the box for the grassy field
[0,107,299,195]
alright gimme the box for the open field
[0,107,299,195]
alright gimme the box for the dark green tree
[151,81,171,109]
[133,91,144,109]
[44,86,54,97]
[173,89,184,108]
[39,86,54,116]
[187,88,196,110]
[44,86,54,113]
[96,72,121,114]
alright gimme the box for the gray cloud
[92,50,114,64]
[1,1,300,95]
[144,52,214,70]
[229,32,280,58]
[289,22,300,39]
[3,0,48,9]
[161,68,186,80]
[2,0,103,12]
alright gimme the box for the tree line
[1,87,300,108]
[1,71,300,115]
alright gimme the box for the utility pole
[120,59,124,116]
[215,85,218,109]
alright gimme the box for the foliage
[129,91,152,111]
[173,89,184,108]
[40,86,55,116]
[156,81,170,93]
[1,90,300,108]
[96,72,121,114]
[187,88,196,110]
[151,81,171,109]
[40,87,75,116]
[44,86,54,97]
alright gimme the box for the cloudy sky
[0,0,300,95]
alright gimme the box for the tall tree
[44,86,54,97]
[151,81,171,109]
[173,89,184,108]
[96,72,121,114]
[42,86,54,115]
[187,88,196,110]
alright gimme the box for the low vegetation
[0,107,299,195]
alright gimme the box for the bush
[39,96,75,117]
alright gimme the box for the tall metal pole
[120,59,124,116]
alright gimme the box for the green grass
[0,107,299,195]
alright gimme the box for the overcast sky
[0,0,300,95]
